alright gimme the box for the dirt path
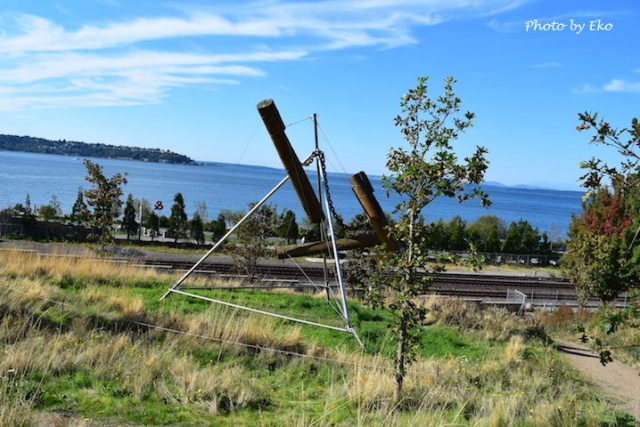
[556,340,640,420]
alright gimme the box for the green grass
[0,248,634,426]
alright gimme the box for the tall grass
[0,248,631,425]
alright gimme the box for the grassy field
[0,246,635,426]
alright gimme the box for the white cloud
[0,0,530,110]
[603,79,640,93]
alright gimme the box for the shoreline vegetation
[0,134,197,165]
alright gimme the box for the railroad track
[3,244,628,308]
[141,258,633,308]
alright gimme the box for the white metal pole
[160,174,291,300]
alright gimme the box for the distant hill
[0,134,196,165]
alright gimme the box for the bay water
[1,151,582,237]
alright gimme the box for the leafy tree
[363,76,490,403]
[122,194,139,240]
[219,208,244,226]
[564,113,640,303]
[158,215,169,229]
[44,195,63,220]
[562,186,638,303]
[190,213,206,245]
[346,212,373,236]
[70,187,89,226]
[37,195,62,222]
[445,215,468,251]
[38,204,57,222]
[231,203,277,282]
[275,209,299,244]
[298,220,320,243]
[424,218,447,250]
[168,192,188,242]
[575,112,640,190]
[208,213,227,242]
[143,210,160,240]
[467,214,506,253]
[20,194,37,227]
[502,220,541,254]
[83,160,128,247]
[194,201,208,223]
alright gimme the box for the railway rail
[2,244,631,309]
[137,258,630,309]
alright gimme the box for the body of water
[0,151,583,237]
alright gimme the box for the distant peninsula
[0,134,197,165]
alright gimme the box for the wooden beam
[277,234,380,259]
[257,99,325,224]
[349,171,399,252]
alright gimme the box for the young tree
[231,203,277,282]
[144,210,160,240]
[20,194,37,227]
[70,187,89,226]
[189,213,206,245]
[38,204,57,222]
[37,195,61,223]
[275,209,299,244]
[49,194,62,218]
[83,160,128,247]
[364,76,490,403]
[208,213,227,242]
[168,192,188,242]
[194,201,208,223]
[122,194,139,240]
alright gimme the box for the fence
[506,289,527,314]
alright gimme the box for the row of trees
[2,174,559,258]
[424,215,556,254]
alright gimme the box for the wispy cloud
[573,77,640,94]
[603,79,640,93]
[530,62,562,69]
[0,0,529,110]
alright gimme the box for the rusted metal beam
[257,99,325,224]
[276,234,380,259]
[349,171,398,252]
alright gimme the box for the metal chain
[317,150,346,229]
[301,152,316,167]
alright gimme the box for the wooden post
[277,234,380,259]
[257,99,325,224]
[349,171,398,252]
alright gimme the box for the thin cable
[235,121,261,166]
[317,122,349,176]
[285,116,313,129]
[1,282,458,377]
[168,288,349,332]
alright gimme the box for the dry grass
[0,247,625,426]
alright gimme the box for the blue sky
[0,0,637,190]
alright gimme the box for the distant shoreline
[0,134,197,166]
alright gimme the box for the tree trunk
[394,316,407,404]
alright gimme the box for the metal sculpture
[161,99,396,347]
